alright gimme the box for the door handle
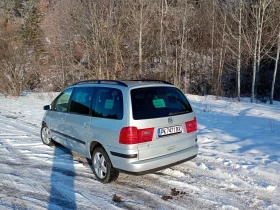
[60,118,65,122]
[84,123,89,128]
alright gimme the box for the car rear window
[131,86,193,120]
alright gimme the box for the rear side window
[51,88,73,112]
[131,87,193,120]
[92,87,123,120]
[69,87,94,115]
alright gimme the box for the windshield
[131,86,193,120]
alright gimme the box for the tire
[92,147,119,183]
[41,124,55,146]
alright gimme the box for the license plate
[158,125,183,137]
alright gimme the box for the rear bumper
[109,144,198,174]
[119,154,197,175]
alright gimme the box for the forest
[0,0,279,103]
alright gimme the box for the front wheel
[92,147,119,183]
[41,124,55,146]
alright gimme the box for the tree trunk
[211,0,216,92]
[178,4,187,89]
[270,26,280,104]
[256,0,265,97]
[217,11,227,96]
[174,43,178,86]
[237,0,242,101]
[182,3,188,89]
[138,0,143,77]
[98,54,102,79]
[160,0,164,63]
[114,19,122,80]
[251,1,260,103]
[251,0,272,102]
[165,38,168,81]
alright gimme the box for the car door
[64,86,94,156]
[89,87,124,148]
[49,87,74,146]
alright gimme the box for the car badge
[168,117,173,124]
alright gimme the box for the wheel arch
[89,141,102,158]
[42,121,47,127]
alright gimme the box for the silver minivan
[41,80,198,183]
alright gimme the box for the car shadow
[48,144,77,210]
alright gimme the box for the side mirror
[43,105,51,110]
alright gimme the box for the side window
[69,87,94,115]
[51,88,73,112]
[92,87,123,120]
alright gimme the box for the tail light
[119,127,154,144]
[185,117,197,133]
[119,127,138,144]
[137,128,154,143]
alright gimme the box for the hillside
[0,0,280,101]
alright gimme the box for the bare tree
[237,0,243,101]
[216,7,228,96]
[224,0,244,100]
[138,0,144,76]
[0,41,35,96]
[250,0,273,102]
[211,0,216,90]
[178,2,189,90]
[270,25,280,104]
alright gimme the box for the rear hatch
[130,86,197,161]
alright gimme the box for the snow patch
[0,93,279,209]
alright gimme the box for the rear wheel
[92,147,119,183]
[41,124,55,146]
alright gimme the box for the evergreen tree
[19,1,43,52]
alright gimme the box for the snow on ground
[0,93,279,210]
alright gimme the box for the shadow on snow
[48,145,77,210]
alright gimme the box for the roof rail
[126,80,173,85]
[71,80,128,87]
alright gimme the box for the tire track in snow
[71,146,246,209]
[123,151,271,210]
[178,163,258,209]
[71,152,215,209]
[194,151,280,208]
[0,116,119,210]
[69,151,213,209]
[1,114,279,209]
[200,147,280,186]
[175,153,280,209]
[0,138,95,210]
[154,166,251,209]
[0,138,53,209]
[0,116,79,209]
[112,174,215,210]
[0,105,246,209]
[198,148,280,202]
[0,115,39,137]
[66,154,166,209]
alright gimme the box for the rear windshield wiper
[168,110,191,116]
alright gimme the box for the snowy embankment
[0,93,279,210]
